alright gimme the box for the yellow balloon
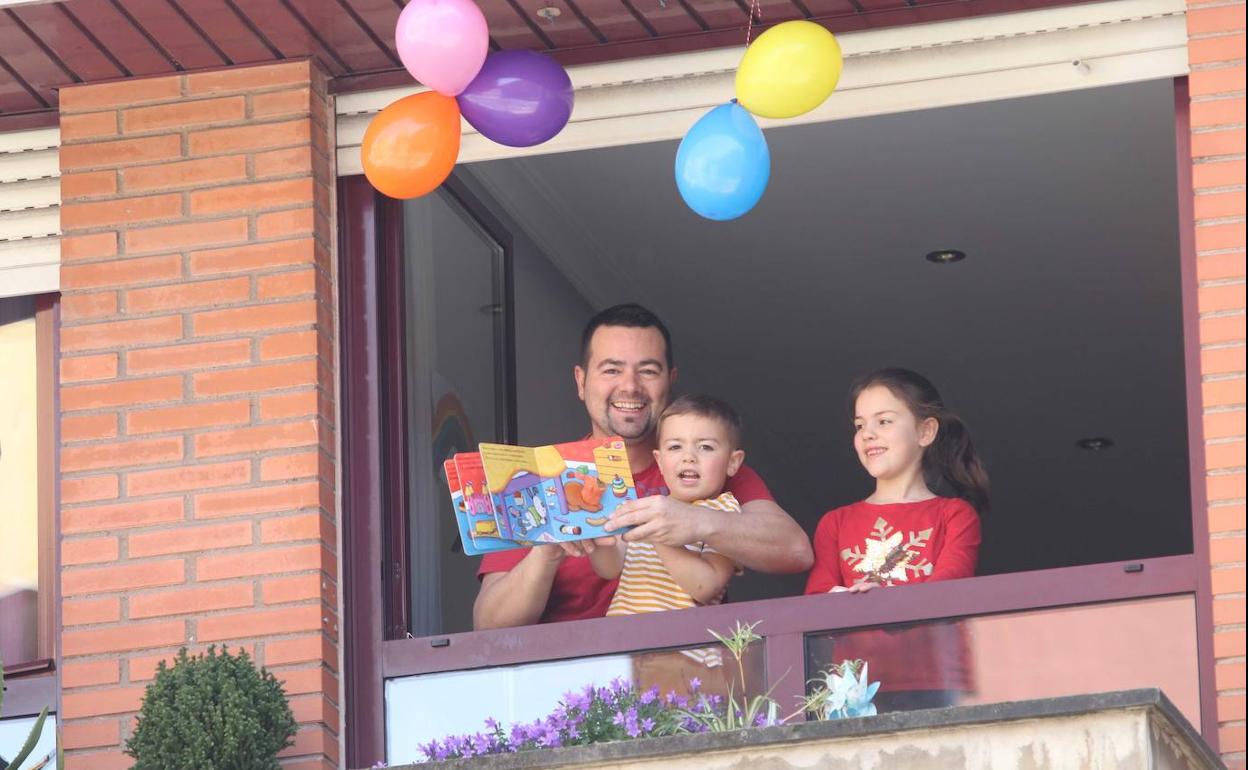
[736,21,843,119]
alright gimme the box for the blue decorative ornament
[674,101,770,221]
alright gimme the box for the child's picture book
[443,437,637,555]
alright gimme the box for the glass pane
[404,190,508,638]
[0,296,40,667]
[805,595,1200,729]
[385,642,764,765]
[0,714,57,768]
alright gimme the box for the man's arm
[472,546,564,630]
[606,497,813,574]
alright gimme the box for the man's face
[574,325,674,443]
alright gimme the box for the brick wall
[56,60,339,770]
[1186,2,1248,767]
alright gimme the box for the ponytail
[849,368,991,515]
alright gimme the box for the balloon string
[745,0,761,45]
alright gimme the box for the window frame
[338,77,1218,767]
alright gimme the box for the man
[473,304,813,629]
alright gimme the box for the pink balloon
[395,0,490,96]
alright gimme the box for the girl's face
[853,385,938,481]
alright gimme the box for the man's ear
[918,417,939,448]
[726,449,745,477]
[670,366,678,387]
[574,365,586,401]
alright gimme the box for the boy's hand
[607,496,710,547]
[557,536,616,558]
[846,579,883,593]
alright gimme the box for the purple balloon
[457,51,574,148]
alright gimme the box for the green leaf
[6,707,49,770]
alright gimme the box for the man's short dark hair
[658,394,742,449]
[580,303,674,369]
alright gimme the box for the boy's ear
[573,365,586,400]
[726,449,745,477]
[918,417,939,448]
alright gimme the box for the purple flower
[640,687,658,705]
[688,677,702,692]
[613,710,626,726]
[641,717,656,732]
[484,717,500,732]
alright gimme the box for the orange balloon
[362,91,462,199]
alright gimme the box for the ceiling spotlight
[536,5,562,22]
[1076,437,1115,451]
[925,249,966,264]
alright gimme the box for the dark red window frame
[337,78,1218,768]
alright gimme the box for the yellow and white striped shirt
[606,492,741,616]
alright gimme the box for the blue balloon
[675,102,770,221]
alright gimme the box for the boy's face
[653,413,744,503]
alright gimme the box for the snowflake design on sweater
[840,517,935,584]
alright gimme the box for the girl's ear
[726,449,745,477]
[653,448,661,465]
[918,416,939,448]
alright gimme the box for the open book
[443,437,637,555]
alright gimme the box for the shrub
[125,647,297,770]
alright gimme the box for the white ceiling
[466,78,1193,600]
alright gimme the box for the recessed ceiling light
[1076,437,1115,451]
[926,249,966,264]
[536,5,562,21]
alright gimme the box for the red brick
[61,496,183,534]
[260,451,319,481]
[252,87,313,119]
[60,660,120,688]
[62,536,120,566]
[61,375,182,411]
[1203,409,1247,439]
[123,96,246,133]
[61,194,182,230]
[1196,221,1247,252]
[1192,127,1246,158]
[61,474,120,504]
[281,724,338,761]
[60,353,119,384]
[125,155,249,193]
[277,665,336,699]
[1201,316,1247,346]
[61,435,183,472]
[1208,439,1247,469]
[60,232,119,261]
[260,513,330,545]
[130,583,255,619]
[190,119,311,156]
[264,634,333,668]
[1189,33,1248,66]
[1198,252,1247,281]
[257,207,315,239]
[189,237,320,275]
[195,481,321,519]
[62,561,186,598]
[61,291,119,321]
[288,693,340,728]
[194,360,316,396]
[61,412,119,442]
[195,419,318,458]
[1200,283,1248,314]
[1217,661,1247,691]
[126,338,253,374]
[193,299,317,337]
[61,687,147,718]
[63,749,134,770]
[1208,472,1246,501]
[258,270,317,303]
[187,61,311,95]
[1215,628,1247,658]
[1194,159,1247,190]
[125,218,249,256]
[59,75,182,113]
[129,520,253,557]
[61,254,182,290]
[1196,190,1248,220]
[1204,377,1247,407]
[61,719,121,750]
[197,543,323,580]
[60,134,182,171]
[61,169,119,200]
[1213,565,1247,593]
[197,605,323,642]
[127,399,251,434]
[262,573,325,604]
[254,146,315,178]
[260,390,320,420]
[1188,4,1248,35]
[60,315,183,353]
[1210,504,1246,533]
[126,459,252,497]
[62,596,122,625]
[1214,593,1247,624]
[1220,724,1246,754]
[1212,535,1247,564]
[60,111,119,142]
[126,276,252,313]
[190,178,314,216]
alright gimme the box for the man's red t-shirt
[476,462,773,624]
[804,497,981,692]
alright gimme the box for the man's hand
[558,536,616,558]
[606,496,710,547]
[846,578,883,593]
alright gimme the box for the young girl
[805,368,988,710]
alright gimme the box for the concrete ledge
[392,689,1224,770]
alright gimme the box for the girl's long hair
[849,368,990,515]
